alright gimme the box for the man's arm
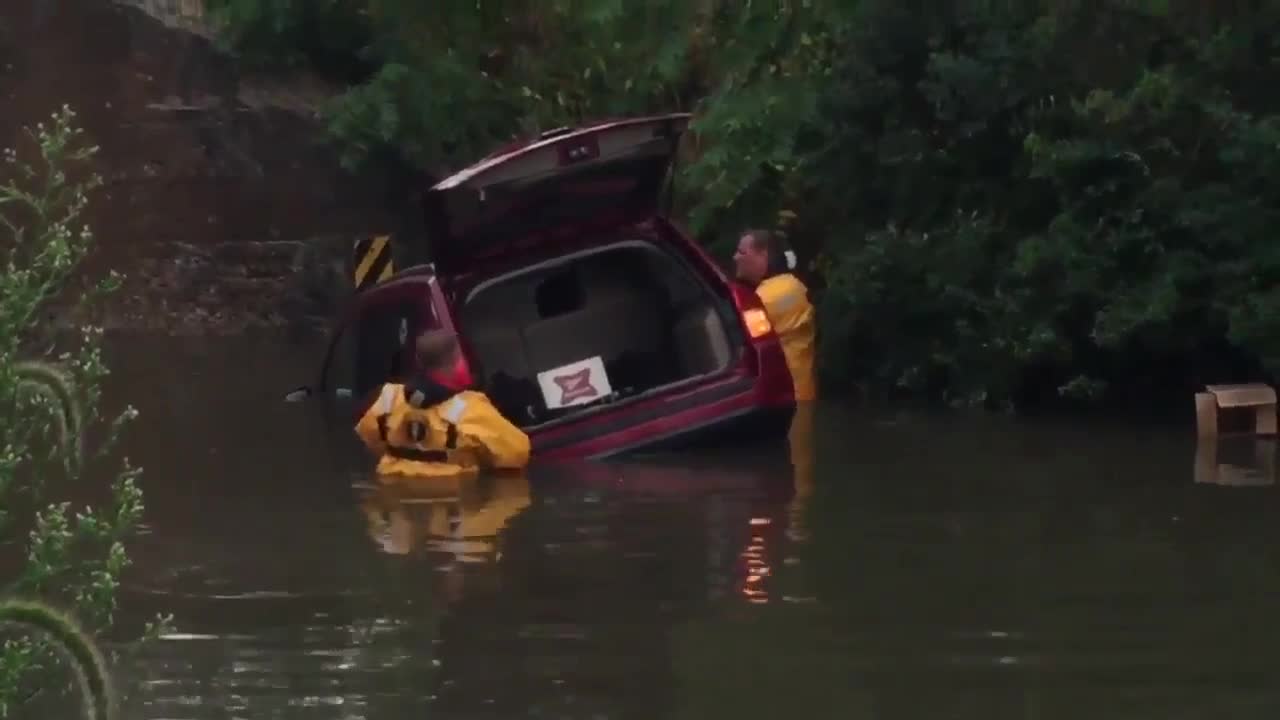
[451,393,532,469]
[354,384,397,455]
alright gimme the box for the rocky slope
[1,0,407,334]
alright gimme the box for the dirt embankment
[1,0,411,334]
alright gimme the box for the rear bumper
[531,374,795,461]
[631,404,795,455]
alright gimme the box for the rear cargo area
[459,240,740,428]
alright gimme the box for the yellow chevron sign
[353,234,394,290]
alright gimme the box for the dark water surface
[79,335,1280,718]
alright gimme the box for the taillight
[729,282,774,339]
[741,308,773,338]
[449,352,475,388]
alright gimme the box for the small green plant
[0,106,168,718]
[0,600,115,720]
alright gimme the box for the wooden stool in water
[1194,383,1278,439]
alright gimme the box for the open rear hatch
[418,112,747,430]
[422,113,691,271]
[458,239,740,429]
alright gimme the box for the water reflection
[1194,435,1277,487]
[413,460,800,719]
[356,472,532,562]
[97,336,1280,719]
[119,459,804,718]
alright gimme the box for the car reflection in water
[352,454,806,718]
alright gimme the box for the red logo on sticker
[553,368,599,404]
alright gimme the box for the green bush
[206,0,1280,411]
[0,601,114,720]
[795,2,1280,408]
[0,106,168,718]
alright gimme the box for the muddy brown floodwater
[44,333,1280,718]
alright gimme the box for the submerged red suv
[309,113,796,460]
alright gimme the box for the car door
[353,296,423,396]
[316,274,444,401]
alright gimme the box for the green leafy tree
[204,0,701,171]
[0,106,168,718]
[205,0,1280,411]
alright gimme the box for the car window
[354,299,429,397]
[320,295,437,399]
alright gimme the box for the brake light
[742,308,773,338]
[729,282,774,339]
[444,347,475,388]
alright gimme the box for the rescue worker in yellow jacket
[354,328,531,479]
[733,228,817,402]
[734,229,816,545]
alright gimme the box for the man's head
[414,328,460,373]
[733,228,786,285]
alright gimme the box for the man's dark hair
[743,228,790,277]
[415,329,459,371]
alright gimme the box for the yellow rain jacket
[354,380,531,479]
[756,272,817,402]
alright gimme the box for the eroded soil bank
[1,0,415,334]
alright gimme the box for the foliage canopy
[207,0,1280,410]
